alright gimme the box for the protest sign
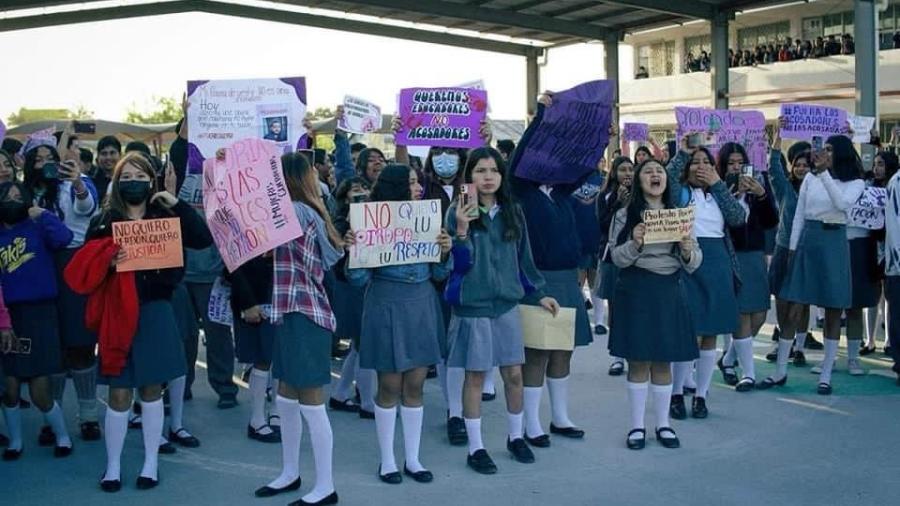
[208,277,233,326]
[779,103,847,140]
[339,95,381,134]
[0,119,5,142]
[623,123,649,142]
[848,187,887,230]
[847,113,876,144]
[202,138,304,272]
[520,306,576,351]
[187,77,307,173]
[512,80,614,185]
[397,87,487,149]
[675,107,768,172]
[348,199,442,269]
[642,207,695,245]
[112,218,184,272]
[453,80,491,112]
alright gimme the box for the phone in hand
[811,136,824,152]
[742,164,755,178]
[460,184,478,218]
[42,162,59,179]
[687,133,703,149]
[73,121,96,134]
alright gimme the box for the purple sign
[512,80,614,185]
[397,87,487,149]
[623,122,649,142]
[0,119,5,142]
[780,103,847,140]
[675,106,768,173]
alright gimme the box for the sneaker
[805,334,824,350]
[447,416,468,446]
[847,359,866,376]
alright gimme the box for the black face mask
[119,180,152,205]
[0,201,29,224]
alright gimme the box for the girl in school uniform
[0,181,74,460]
[255,152,343,506]
[666,140,747,419]
[345,164,452,484]
[608,159,701,449]
[780,135,865,395]
[444,146,560,475]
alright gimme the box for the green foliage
[6,106,94,126]
[125,96,182,124]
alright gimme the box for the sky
[0,10,634,124]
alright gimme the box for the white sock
[44,402,72,448]
[446,367,465,418]
[820,339,839,384]
[374,404,398,474]
[775,339,793,379]
[437,362,449,406]
[167,375,186,432]
[400,405,425,473]
[333,348,358,401]
[723,335,736,364]
[671,361,691,395]
[506,410,524,441]
[268,396,301,489]
[482,368,496,395]
[696,350,717,398]
[464,418,484,455]
[795,331,808,350]
[523,386,545,438]
[249,369,268,429]
[592,295,605,326]
[733,337,756,380]
[864,307,878,346]
[847,339,861,361]
[2,405,22,451]
[139,399,164,480]
[546,376,575,428]
[626,381,648,434]
[103,408,129,481]
[357,368,377,412]
[71,365,99,423]
[650,383,673,428]
[270,379,280,421]
[300,404,334,503]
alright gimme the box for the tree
[6,106,94,126]
[305,106,335,121]
[125,96,182,124]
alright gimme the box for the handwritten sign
[397,87,487,149]
[780,103,847,140]
[675,106,768,173]
[623,123,649,142]
[208,277,233,326]
[112,218,184,272]
[187,77,307,173]
[512,80,614,185]
[348,199,442,268]
[847,113,876,144]
[202,138,304,272]
[339,95,381,134]
[642,207,695,245]
[848,187,887,230]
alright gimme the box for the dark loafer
[2,448,22,461]
[549,424,585,439]
[158,441,177,455]
[38,425,55,447]
[169,428,200,448]
[217,395,238,410]
[655,427,680,449]
[691,397,708,419]
[793,350,807,366]
[817,382,832,395]
[481,392,497,402]
[608,361,625,376]
[506,438,535,464]
[54,444,73,458]
[669,394,687,420]
[594,324,608,335]
[735,377,756,392]
[247,424,281,443]
[288,491,338,505]
[467,449,497,474]
[757,376,787,390]
[717,357,739,386]
[626,428,645,450]
[378,465,402,484]
[328,397,359,413]
[403,464,434,483]
[358,408,375,420]
[136,475,159,490]
[80,421,101,441]
[447,416,468,446]
[99,477,121,493]
[524,433,550,448]
[128,414,142,430]
[0,434,8,447]
[254,476,301,497]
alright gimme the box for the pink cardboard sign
[397,87,487,149]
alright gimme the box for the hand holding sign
[642,207,695,245]
[112,218,184,272]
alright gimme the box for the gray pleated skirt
[685,237,739,335]
[768,245,790,297]
[736,250,771,313]
[597,261,620,301]
[272,312,332,388]
[55,248,97,348]
[2,301,63,379]
[359,279,444,372]
[447,306,525,371]
[333,279,365,344]
[234,318,276,365]
[523,269,592,347]
[780,220,851,309]
[850,237,882,309]
[101,300,186,389]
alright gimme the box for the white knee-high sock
[2,405,22,451]
[374,404,398,474]
[671,361,691,395]
[650,383,673,428]
[139,399,164,480]
[847,339,861,361]
[592,295,605,326]
[268,396,301,489]
[775,339,793,379]
[523,386,545,437]
[820,339,839,384]
[299,404,335,503]
[733,337,756,380]
[44,402,72,447]
[357,368,376,412]
[249,369,268,429]
[167,375,186,431]
[482,368,496,395]
[684,364,697,389]
[864,307,878,346]
[506,410,523,441]
[626,381,648,432]
[436,362,450,405]
[546,376,575,428]
[71,365,98,423]
[333,348,358,401]
[464,418,483,455]
[795,331,808,349]
[446,367,465,418]
[722,335,736,365]
[400,405,425,472]
[103,408,129,481]
[696,350,717,398]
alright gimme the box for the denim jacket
[347,259,452,287]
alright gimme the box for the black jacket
[729,179,778,252]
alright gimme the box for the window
[684,35,711,58]
[804,11,857,40]
[636,41,675,77]
[802,17,822,41]
[880,4,898,49]
[737,21,790,50]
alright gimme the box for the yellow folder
[519,305,576,351]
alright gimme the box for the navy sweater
[570,171,604,258]
[0,212,74,303]
[513,180,582,271]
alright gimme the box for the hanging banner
[675,106,768,172]
[779,103,847,140]
[112,218,184,272]
[347,199,442,269]
[396,87,488,149]
[339,95,381,134]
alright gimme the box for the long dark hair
[0,181,33,211]
[424,146,468,181]
[633,146,653,163]
[354,147,386,184]
[106,152,159,217]
[874,151,899,187]
[684,146,716,185]
[23,145,62,217]
[716,142,748,179]
[370,164,413,202]
[601,156,633,195]
[463,147,521,242]
[0,150,18,182]
[790,151,810,191]
[616,159,673,246]
[282,151,342,247]
[826,135,863,182]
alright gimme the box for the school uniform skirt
[54,248,97,348]
[447,306,525,372]
[685,237,739,336]
[234,318,276,365]
[359,279,444,373]
[608,268,698,362]
[272,312,332,388]
[736,250,771,313]
[332,279,365,347]
[849,237,882,309]
[780,220,851,309]
[101,300,186,389]
[524,269,592,347]
[2,301,63,379]
[597,260,620,301]
[768,245,791,297]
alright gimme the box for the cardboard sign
[187,77,307,173]
[675,107,768,174]
[520,305,576,351]
[513,80,614,185]
[112,218,184,272]
[847,114,876,144]
[848,187,887,230]
[642,207,695,245]
[779,103,847,140]
[348,199,442,268]
[208,277,234,326]
[623,123,649,142]
[339,95,381,134]
[202,138,304,272]
[453,79,491,113]
[397,87,487,149]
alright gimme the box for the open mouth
[649,179,662,188]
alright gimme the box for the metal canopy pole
[711,9,730,110]
[605,31,621,154]
[855,0,879,167]
[526,48,541,119]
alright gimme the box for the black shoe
[608,361,625,376]
[549,423,585,439]
[793,350,807,366]
[169,428,200,448]
[99,477,121,493]
[80,421,101,441]
[54,444,73,458]
[136,475,159,490]
[247,424,281,443]
[507,437,535,463]
[378,465,402,484]
[683,386,697,395]
[481,392,497,402]
[859,345,876,356]
[669,394,686,420]
[217,395,238,410]
[765,346,778,362]
[757,376,787,390]
[328,397,359,413]
[2,448,22,461]
[735,377,756,392]
[158,441,177,455]
[447,416,468,446]
[466,449,497,474]
[772,326,782,342]
[128,414,142,430]
[0,434,7,447]
[594,324,608,335]
[655,427,680,449]
[817,382,832,395]
[358,408,375,420]
[404,465,434,483]
[37,425,55,447]
[717,356,738,386]
[691,397,708,419]
[254,476,301,497]
[426,365,437,379]
[288,491,339,505]
[805,334,824,350]
[626,428,645,450]
[524,433,550,448]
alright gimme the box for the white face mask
[432,153,460,179]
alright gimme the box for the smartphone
[742,164,755,178]
[42,162,59,179]
[460,184,478,218]
[73,121,96,134]
[811,136,824,152]
[687,133,703,148]
[725,173,740,189]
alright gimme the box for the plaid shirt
[270,203,342,331]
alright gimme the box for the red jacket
[64,237,138,376]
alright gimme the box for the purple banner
[675,106,768,173]
[397,87,487,149]
[780,103,847,140]
[0,119,6,142]
[623,122,649,142]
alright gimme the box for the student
[255,152,343,505]
[608,159,701,449]
[346,164,452,484]
[666,139,747,419]
[570,157,605,334]
[883,163,900,384]
[355,148,387,185]
[444,147,560,474]
[780,136,865,395]
[0,181,75,460]
[0,150,19,183]
[91,135,122,203]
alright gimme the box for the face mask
[119,180,152,205]
[0,201,29,224]
[432,153,460,179]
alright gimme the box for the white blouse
[789,170,865,251]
